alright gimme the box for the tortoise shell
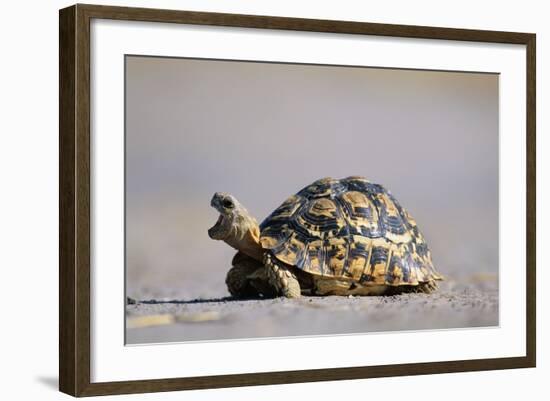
[259,176,442,286]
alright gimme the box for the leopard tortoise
[208,176,442,298]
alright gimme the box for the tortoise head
[208,192,263,261]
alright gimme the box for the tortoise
[208,176,442,298]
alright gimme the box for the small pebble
[176,311,222,323]
[127,314,174,329]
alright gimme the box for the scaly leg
[225,252,263,298]
[226,252,277,298]
[264,254,301,298]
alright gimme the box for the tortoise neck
[224,224,264,262]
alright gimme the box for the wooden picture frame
[59,3,536,397]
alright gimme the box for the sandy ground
[124,58,499,345]
[126,274,498,344]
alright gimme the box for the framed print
[59,4,536,397]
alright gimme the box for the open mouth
[208,213,230,240]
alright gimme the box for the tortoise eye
[222,199,234,209]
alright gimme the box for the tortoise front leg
[226,252,277,298]
[264,254,301,298]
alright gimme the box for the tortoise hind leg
[264,254,301,298]
[418,280,438,293]
[383,280,439,295]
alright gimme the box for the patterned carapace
[259,176,441,286]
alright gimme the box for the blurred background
[125,56,498,342]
